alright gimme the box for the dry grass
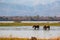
[0,38,29,40]
[0,37,60,40]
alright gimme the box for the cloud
[0,0,60,16]
[0,0,57,6]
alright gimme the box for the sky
[0,0,60,16]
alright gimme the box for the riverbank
[0,23,60,26]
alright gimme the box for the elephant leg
[44,28,46,30]
[48,27,50,30]
[34,28,36,30]
[37,28,39,30]
[43,27,46,30]
[45,28,47,30]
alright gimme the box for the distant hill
[0,16,60,21]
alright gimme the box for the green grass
[0,22,60,26]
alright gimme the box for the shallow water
[0,26,60,38]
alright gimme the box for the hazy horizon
[0,0,60,17]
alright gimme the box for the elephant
[33,25,39,30]
[43,25,50,30]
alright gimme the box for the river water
[0,26,60,38]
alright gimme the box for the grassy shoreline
[0,23,60,26]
